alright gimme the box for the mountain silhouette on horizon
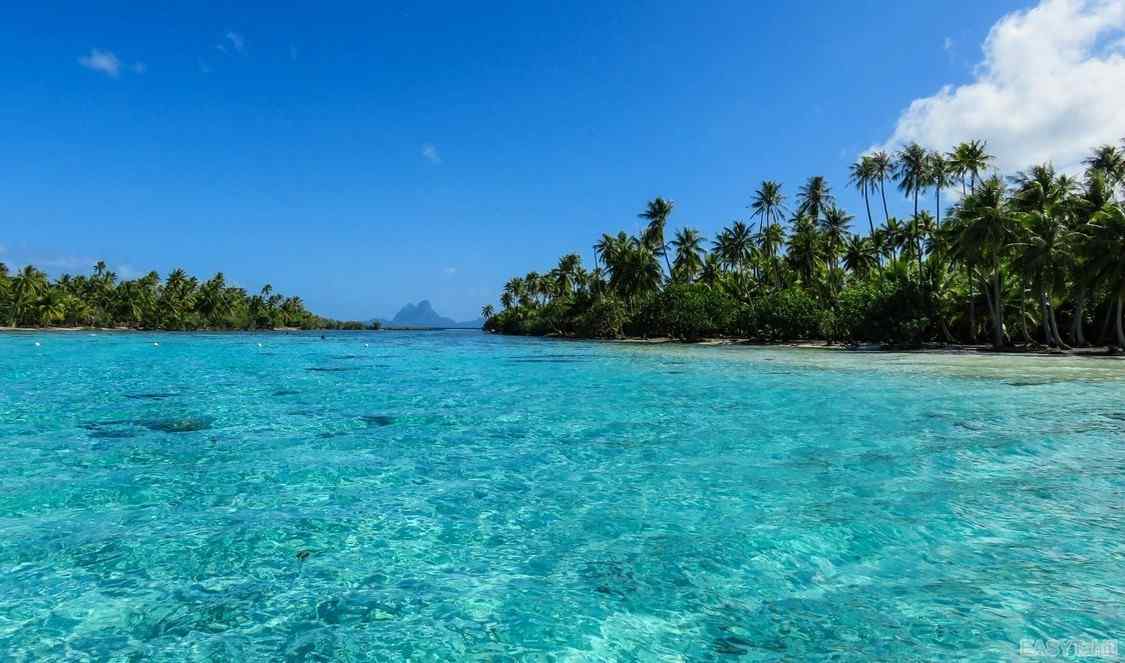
[384,300,482,328]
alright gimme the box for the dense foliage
[484,140,1125,349]
[0,261,373,330]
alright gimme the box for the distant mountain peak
[389,300,480,328]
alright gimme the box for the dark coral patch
[142,417,214,433]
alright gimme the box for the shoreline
[7,325,1123,360]
[548,334,1125,360]
[0,326,374,333]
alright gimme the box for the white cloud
[422,143,442,164]
[225,31,245,53]
[943,36,955,52]
[879,0,1125,173]
[78,49,121,77]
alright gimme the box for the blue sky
[5,1,1122,321]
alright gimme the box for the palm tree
[553,254,582,296]
[1009,205,1074,347]
[953,176,1017,348]
[712,221,753,274]
[197,272,232,327]
[758,221,786,286]
[870,151,894,222]
[1083,144,1125,197]
[480,304,495,321]
[11,266,48,326]
[896,143,929,217]
[1086,203,1125,347]
[699,254,722,286]
[843,234,878,278]
[786,214,822,286]
[928,151,953,227]
[595,232,629,270]
[820,206,853,271]
[795,176,835,224]
[749,180,787,234]
[639,197,675,278]
[849,156,878,237]
[1010,163,1069,213]
[883,217,905,262]
[948,140,994,193]
[606,238,662,304]
[670,228,705,282]
[901,213,928,277]
[896,143,930,262]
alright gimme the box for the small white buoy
[34,341,41,347]
[153,342,159,347]
[257,342,263,348]
[364,343,370,348]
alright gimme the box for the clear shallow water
[1,331,1122,661]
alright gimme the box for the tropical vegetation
[0,261,372,330]
[485,139,1125,350]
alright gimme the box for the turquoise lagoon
[0,331,1122,660]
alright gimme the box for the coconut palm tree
[712,221,753,274]
[870,151,894,222]
[553,254,582,296]
[1086,203,1125,347]
[670,228,705,282]
[1083,145,1125,197]
[896,143,931,262]
[786,214,822,286]
[849,156,878,237]
[749,180,787,234]
[1009,205,1075,347]
[843,234,878,278]
[953,176,1017,348]
[606,238,663,304]
[948,140,994,193]
[928,151,953,227]
[1010,163,1070,213]
[699,254,722,286]
[820,206,853,271]
[883,217,905,262]
[11,266,48,326]
[795,176,835,224]
[638,197,675,278]
[480,304,495,321]
[758,221,786,286]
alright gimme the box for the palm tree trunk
[968,266,977,343]
[1049,301,1069,349]
[879,180,890,222]
[1040,292,1053,346]
[1117,292,1125,349]
[1019,290,1032,345]
[935,188,941,227]
[992,263,1004,348]
[941,318,957,344]
[1096,298,1114,345]
[863,190,874,237]
[1071,288,1086,346]
[912,191,920,261]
